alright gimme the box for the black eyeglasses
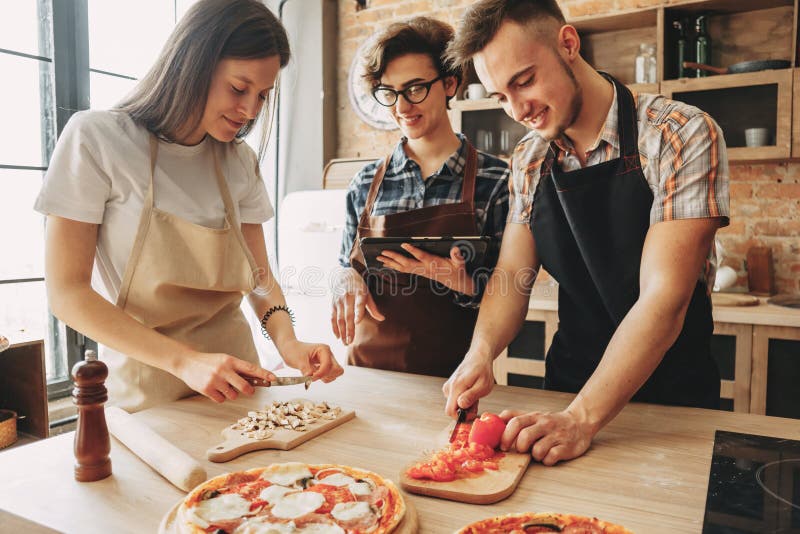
[372,76,443,107]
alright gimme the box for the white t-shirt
[34,110,274,303]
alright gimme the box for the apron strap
[211,142,241,225]
[461,142,478,211]
[358,155,391,230]
[209,141,258,271]
[146,135,158,210]
[118,137,160,307]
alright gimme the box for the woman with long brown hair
[35,0,342,412]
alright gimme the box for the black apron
[531,75,720,409]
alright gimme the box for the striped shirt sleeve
[651,111,730,226]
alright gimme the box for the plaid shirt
[339,133,510,307]
[509,85,730,289]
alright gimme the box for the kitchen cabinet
[494,293,800,416]
[0,337,48,440]
[751,325,800,416]
[661,69,793,160]
[449,0,800,163]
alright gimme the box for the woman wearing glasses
[332,17,510,377]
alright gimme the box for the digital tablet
[359,236,491,271]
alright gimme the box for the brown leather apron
[347,143,480,377]
[102,136,260,412]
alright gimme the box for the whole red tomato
[468,412,506,449]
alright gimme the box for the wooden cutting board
[711,293,760,307]
[399,427,531,504]
[206,400,355,462]
[158,492,419,534]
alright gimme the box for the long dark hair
[115,0,290,160]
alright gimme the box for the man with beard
[442,0,730,465]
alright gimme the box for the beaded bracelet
[260,305,295,340]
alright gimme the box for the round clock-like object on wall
[347,40,398,131]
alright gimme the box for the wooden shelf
[627,82,659,94]
[662,4,795,82]
[570,8,658,34]
[666,0,793,14]
[451,97,500,111]
[451,83,660,114]
[794,69,800,158]
[661,69,793,161]
[450,1,799,162]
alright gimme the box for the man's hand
[442,350,495,418]
[498,408,596,466]
[331,267,384,345]
[378,244,476,295]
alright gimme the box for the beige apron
[101,136,260,412]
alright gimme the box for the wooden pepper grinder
[71,349,112,482]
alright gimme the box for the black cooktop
[703,430,800,533]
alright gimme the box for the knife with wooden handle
[106,406,207,492]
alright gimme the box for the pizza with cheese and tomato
[456,512,633,533]
[406,413,507,482]
[176,462,405,533]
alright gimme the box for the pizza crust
[456,512,633,534]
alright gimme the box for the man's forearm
[568,294,688,434]
[469,264,536,360]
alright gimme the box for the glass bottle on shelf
[695,14,711,77]
[499,130,511,158]
[673,19,689,78]
[635,43,657,84]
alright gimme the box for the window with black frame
[0,0,200,408]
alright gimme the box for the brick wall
[335,0,800,293]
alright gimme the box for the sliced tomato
[482,461,499,470]
[406,463,432,480]
[429,461,456,482]
[468,412,506,449]
[467,441,496,460]
[461,459,485,473]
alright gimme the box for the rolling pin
[105,406,207,492]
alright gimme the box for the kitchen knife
[245,376,313,389]
[449,407,468,443]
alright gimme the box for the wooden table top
[0,366,798,534]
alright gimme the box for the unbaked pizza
[177,462,405,533]
[456,512,633,533]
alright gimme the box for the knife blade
[448,407,468,443]
[245,376,313,390]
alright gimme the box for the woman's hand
[173,351,276,403]
[378,244,476,295]
[331,267,384,345]
[280,340,344,383]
